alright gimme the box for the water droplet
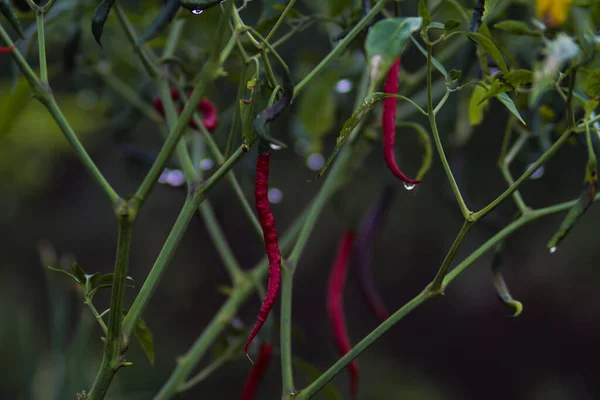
[306,153,325,171]
[549,246,557,254]
[199,158,214,171]
[335,79,353,94]
[158,169,170,184]
[167,170,185,187]
[526,163,545,180]
[269,143,282,151]
[268,188,283,204]
[403,182,416,191]
[191,8,203,15]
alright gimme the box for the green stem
[84,297,108,334]
[153,205,307,400]
[280,263,295,396]
[473,128,573,221]
[293,0,392,97]
[429,220,472,292]
[265,0,297,43]
[295,291,436,399]
[88,207,135,400]
[36,11,47,84]
[122,148,245,339]
[296,192,600,400]
[426,42,471,219]
[225,62,247,158]
[114,3,158,78]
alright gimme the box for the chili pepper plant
[1,0,600,399]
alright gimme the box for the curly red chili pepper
[383,58,421,186]
[152,88,218,132]
[241,343,273,400]
[0,45,15,54]
[245,152,282,354]
[327,231,359,397]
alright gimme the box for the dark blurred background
[2,0,600,399]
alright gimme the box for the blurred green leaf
[585,69,600,99]
[497,92,526,126]
[134,318,155,365]
[258,0,287,24]
[418,0,431,31]
[494,20,541,36]
[70,262,86,285]
[482,0,501,22]
[138,0,181,45]
[503,69,534,87]
[469,85,488,125]
[365,17,422,88]
[47,265,80,283]
[477,81,511,105]
[298,72,337,141]
[292,356,342,400]
[444,19,461,33]
[449,69,462,82]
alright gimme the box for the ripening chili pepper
[327,231,359,397]
[245,151,282,354]
[354,185,395,322]
[382,58,421,186]
[241,343,273,400]
[0,45,15,54]
[152,88,219,132]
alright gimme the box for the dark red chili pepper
[327,231,359,397]
[354,185,395,322]
[241,343,273,400]
[0,45,15,54]
[245,152,282,354]
[152,88,218,132]
[383,57,421,186]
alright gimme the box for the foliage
[1,0,600,399]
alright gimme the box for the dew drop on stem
[403,182,416,191]
[191,8,203,14]
[549,246,558,254]
[269,143,282,151]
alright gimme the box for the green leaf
[0,0,25,39]
[476,81,512,105]
[410,36,448,81]
[585,69,600,99]
[317,92,394,178]
[493,20,541,36]
[503,69,534,87]
[46,265,80,283]
[418,0,431,30]
[133,318,155,365]
[444,19,461,33]
[496,92,526,126]
[298,73,337,140]
[465,32,508,73]
[292,356,343,400]
[179,0,222,14]
[449,69,462,82]
[547,147,598,251]
[91,0,116,47]
[469,85,488,125]
[258,0,288,24]
[70,262,86,285]
[482,0,501,22]
[426,22,445,31]
[138,0,180,45]
[365,17,423,88]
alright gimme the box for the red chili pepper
[245,152,281,354]
[241,343,273,400]
[383,57,421,186]
[152,88,218,132]
[327,231,359,397]
[0,46,15,54]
